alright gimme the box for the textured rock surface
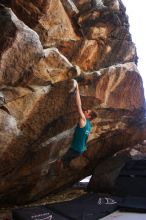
[12,0,136,72]
[0,1,146,204]
[0,5,43,87]
[12,0,80,46]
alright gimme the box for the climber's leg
[62,148,80,168]
[55,149,80,174]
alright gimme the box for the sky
[122,0,146,97]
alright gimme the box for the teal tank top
[71,119,91,153]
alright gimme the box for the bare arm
[75,84,86,128]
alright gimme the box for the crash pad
[48,193,122,220]
[12,205,68,220]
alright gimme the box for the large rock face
[0,1,146,204]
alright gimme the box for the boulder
[0,1,145,204]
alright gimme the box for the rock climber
[58,79,96,169]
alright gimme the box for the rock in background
[0,0,146,204]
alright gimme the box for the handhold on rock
[69,79,78,94]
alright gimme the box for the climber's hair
[83,108,97,119]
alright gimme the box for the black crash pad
[118,196,146,213]
[48,193,122,220]
[115,159,146,197]
[12,205,68,220]
[119,159,146,176]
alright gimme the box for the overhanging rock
[0,1,146,204]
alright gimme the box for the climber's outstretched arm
[69,79,86,127]
[75,83,86,128]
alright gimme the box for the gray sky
[122,0,146,96]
